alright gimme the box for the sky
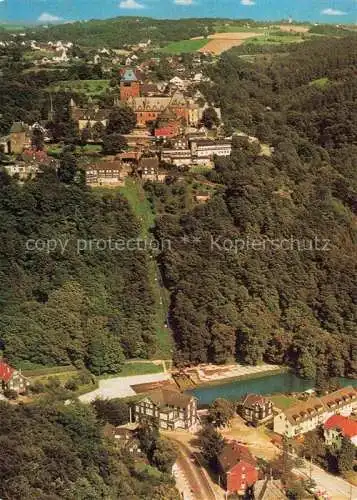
[0,0,356,25]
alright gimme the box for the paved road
[170,438,218,500]
[294,459,357,499]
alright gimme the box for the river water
[188,371,357,406]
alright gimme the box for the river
[188,372,357,406]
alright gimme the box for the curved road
[170,438,217,500]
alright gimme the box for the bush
[4,389,18,400]
[29,381,46,394]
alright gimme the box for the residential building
[3,162,40,179]
[134,388,199,431]
[138,156,161,181]
[218,441,258,497]
[190,138,232,159]
[324,414,357,447]
[161,148,192,167]
[0,360,30,395]
[70,99,110,131]
[126,92,189,128]
[85,160,130,186]
[273,387,357,438]
[253,478,287,500]
[238,394,274,426]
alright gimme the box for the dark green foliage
[337,437,355,473]
[92,398,130,426]
[151,437,178,473]
[154,36,357,376]
[208,398,235,428]
[201,107,219,129]
[102,133,127,155]
[0,169,156,369]
[0,400,178,499]
[106,107,137,135]
[197,424,225,470]
[17,17,217,49]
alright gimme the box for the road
[294,459,357,500]
[170,438,218,500]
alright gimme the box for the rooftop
[218,441,256,473]
[324,414,357,438]
[144,388,194,409]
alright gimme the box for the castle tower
[120,68,141,101]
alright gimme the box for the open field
[278,24,310,33]
[160,38,209,54]
[199,32,264,55]
[47,79,110,97]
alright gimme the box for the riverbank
[182,362,287,389]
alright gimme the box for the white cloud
[241,0,255,5]
[174,0,194,4]
[321,8,347,16]
[38,12,62,22]
[119,0,145,8]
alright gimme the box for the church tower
[120,68,141,101]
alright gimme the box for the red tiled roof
[324,415,357,438]
[219,441,256,473]
[0,361,15,383]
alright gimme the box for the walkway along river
[187,371,357,406]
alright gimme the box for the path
[78,372,171,403]
[169,437,219,500]
[294,460,357,500]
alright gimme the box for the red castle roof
[324,414,357,438]
[0,361,15,383]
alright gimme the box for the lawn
[160,38,209,54]
[47,79,110,97]
[270,394,298,410]
[116,361,163,377]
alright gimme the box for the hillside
[153,35,357,381]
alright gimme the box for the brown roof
[320,386,357,409]
[283,397,325,425]
[72,107,110,122]
[218,441,256,473]
[87,160,124,172]
[139,156,159,169]
[145,388,194,409]
[241,393,270,408]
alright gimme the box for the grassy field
[47,79,110,97]
[245,32,305,45]
[110,361,163,378]
[160,38,209,54]
[270,394,298,409]
[119,179,173,358]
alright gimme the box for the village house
[70,99,110,131]
[85,160,130,186]
[0,122,32,155]
[134,388,199,431]
[119,67,142,101]
[323,414,357,448]
[273,386,357,438]
[103,425,142,454]
[218,441,258,497]
[238,394,274,426]
[161,147,192,167]
[0,360,30,395]
[138,156,163,182]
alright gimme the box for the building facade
[323,414,357,447]
[239,394,274,426]
[218,441,258,497]
[134,389,199,431]
[273,387,357,438]
[0,361,30,395]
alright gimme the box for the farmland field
[160,38,209,54]
[199,32,264,55]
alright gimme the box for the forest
[13,17,218,48]
[153,35,357,381]
[0,399,178,499]
[0,167,157,369]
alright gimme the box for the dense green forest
[0,400,178,499]
[153,36,357,380]
[16,17,217,48]
[0,168,157,369]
